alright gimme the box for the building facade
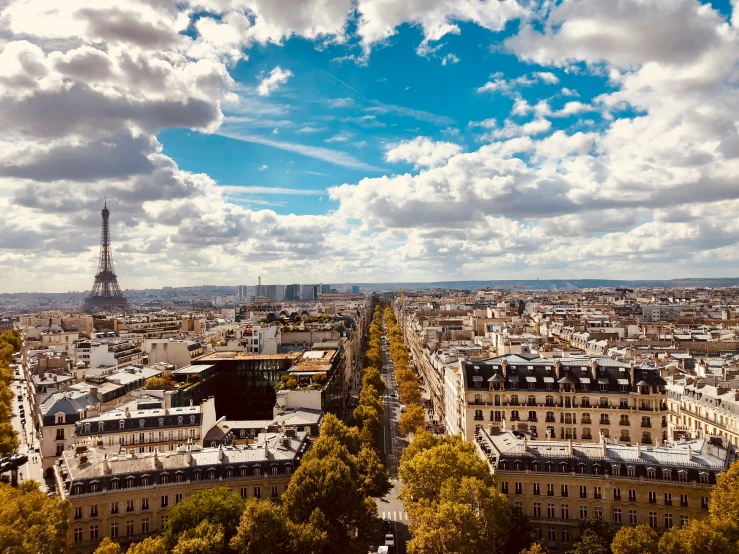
[478,429,729,552]
[667,380,739,448]
[57,429,310,554]
[460,355,669,445]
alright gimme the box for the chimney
[629,361,636,386]
[555,360,562,379]
[636,442,641,458]
[687,444,692,461]
[103,454,111,474]
[568,439,573,456]
[124,406,129,417]
[501,359,508,377]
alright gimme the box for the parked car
[378,547,389,554]
[383,518,392,532]
[384,533,395,547]
[400,405,407,413]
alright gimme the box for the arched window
[532,461,541,472]
[89,482,99,493]
[194,471,202,481]
[593,464,602,475]
[160,473,169,484]
[142,475,151,486]
[97,422,104,433]
[285,465,292,475]
[208,469,216,480]
[83,423,91,434]
[119,420,125,431]
[158,418,164,427]
[254,467,261,477]
[110,479,119,490]
[514,460,522,471]
[546,463,554,473]
[190,416,196,425]
[560,462,569,473]
[271,466,278,475]
[240,467,247,477]
[240,430,246,438]
[174,472,183,483]
[226,468,234,478]
[139,419,145,429]
[178,416,183,425]
[126,477,135,488]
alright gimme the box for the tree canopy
[611,525,658,554]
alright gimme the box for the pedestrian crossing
[380,511,409,522]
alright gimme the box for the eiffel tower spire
[82,202,129,313]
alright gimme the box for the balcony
[600,418,610,425]
[474,415,484,421]
[581,418,592,425]
[619,420,630,426]
[545,417,555,423]
[620,436,631,442]
[582,434,592,440]
[641,423,652,428]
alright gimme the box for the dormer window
[119,420,125,431]
[56,414,65,424]
[189,415,196,425]
[158,418,164,427]
[84,423,91,434]
[178,416,183,425]
[139,419,145,429]
[528,366,534,373]
[98,422,104,433]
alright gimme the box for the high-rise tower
[82,201,129,313]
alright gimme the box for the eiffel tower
[82,201,129,313]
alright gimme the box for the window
[647,468,656,479]
[161,516,169,529]
[55,444,64,456]
[73,528,83,543]
[594,507,603,518]
[515,482,523,494]
[175,494,182,504]
[613,488,621,501]
[664,513,673,529]
[533,483,540,495]
[547,503,555,518]
[547,528,556,542]
[580,506,588,519]
[535,526,542,540]
[190,415,196,424]
[141,498,149,510]
[613,509,622,523]
[90,525,99,540]
[178,416,183,425]
[547,484,554,496]
[680,494,688,507]
[649,512,657,529]
[561,484,568,497]
[56,428,65,440]
[582,397,590,407]
[110,479,119,490]
[579,486,587,498]
[110,502,118,515]
[594,487,602,500]
[142,518,149,534]
[702,496,710,509]
[126,520,134,536]
[126,500,134,512]
[629,490,636,502]
[561,505,569,519]
[533,503,541,517]
[74,507,82,520]
[90,505,98,517]
[161,495,169,508]
[648,491,656,504]
[501,482,509,494]
[700,472,710,484]
[240,488,248,499]
[629,510,637,525]
[272,485,279,498]
[139,419,145,429]
[254,487,261,498]
[680,515,689,527]
[664,493,672,506]
[98,422,104,433]
[254,467,261,477]
[110,522,119,539]
[562,528,570,544]
[159,418,164,427]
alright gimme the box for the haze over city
[2,0,739,293]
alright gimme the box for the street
[374,323,411,554]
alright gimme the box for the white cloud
[256,66,293,96]
[385,137,462,168]
[441,53,460,65]
[477,71,561,95]
[561,87,579,97]
[329,97,354,108]
[259,164,268,171]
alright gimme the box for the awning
[543,376,555,383]
[579,377,591,384]
[525,376,537,383]
[597,377,609,384]
[617,379,629,385]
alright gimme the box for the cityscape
[2,1,739,554]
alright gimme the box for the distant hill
[351,278,739,293]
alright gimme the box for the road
[4,340,44,486]
[374,324,411,554]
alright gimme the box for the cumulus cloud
[385,137,463,168]
[256,66,293,96]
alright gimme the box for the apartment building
[667,380,739,448]
[72,397,217,454]
[57,428,310,554]
[39,391,100,476]
[460,354,668,445]
[478,429,729,552]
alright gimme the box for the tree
[398,380,421,405]
[173,521,226,554]
[399,438,492,506]
[0,330,21,352]
[128,537,166,554]
[162,487,245,551]
[352,403,383,437]
[231,499,291,554]
[361,367,385,395]
[0,481,70,554]
[611,525,658,554]
[520,543,546,554]
[94,537,122,554]
[657,519,734,554]
[399,404,426,435]
[358,384,383,414]
[710,458,739,526]
[569,530,609,554]
[355,445,392,498]
[0,421,19,457]
[504,505,536,554]
[577,515,617,549]
[0,343,13,365]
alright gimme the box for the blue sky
[1,0,739,291]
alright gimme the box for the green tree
[399,438,492,506]
[710,458,739,529]
[577,515,617,549]
[399,404,426,435]
[0,481,69,554]
[358,384,383,413]
[93,537,122,554]
[0,421,19,457]
[657,519,734,554]
[611,525,658,554]
[569,530,609,554]
[318,414,362,454]
[162,487,245,551]
[504,505,536,554]
[173,520,226,554]
[0,343,13,365]
[355,445,392,498]
[127,537,166,554]
[352,403,383,437]
[0,330,22,352]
